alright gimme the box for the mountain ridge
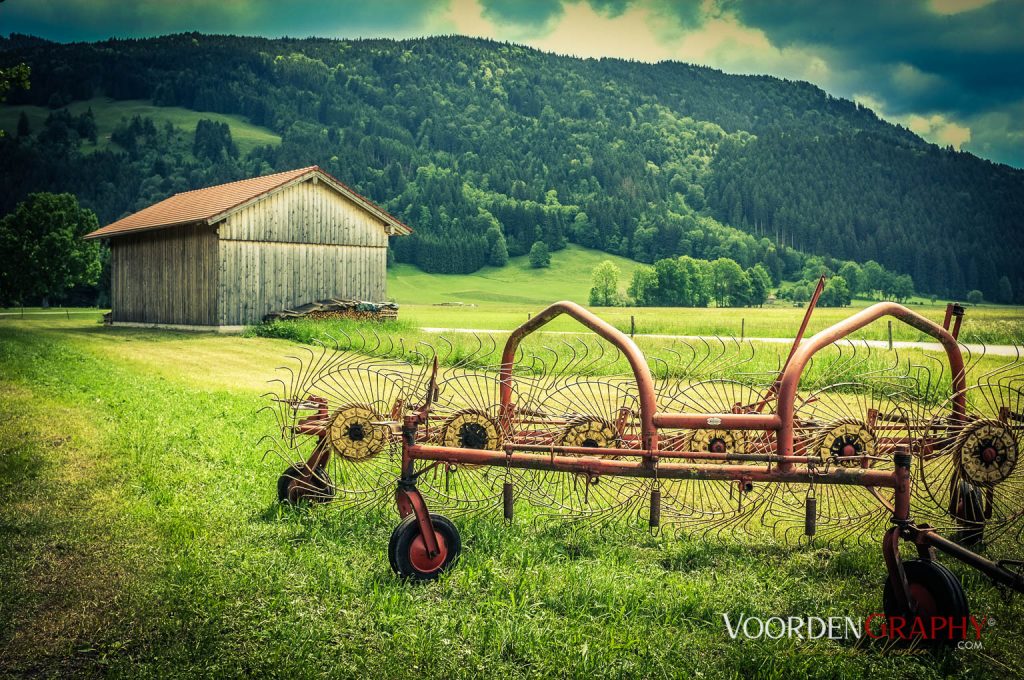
[1,32,1021,300]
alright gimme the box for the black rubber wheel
[388,516,407,574]
[389,513,461,581]
[950,479,985,547]
[277,464,335,504]
[882,559,970,645]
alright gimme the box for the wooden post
[887,320,893,350]
[741,318,745,341]
[630,315,635,338]
[66,308,70,320]
[527,312,531,321]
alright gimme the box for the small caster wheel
[882,559,970,645]
[389,513,461,581]
[277,464,335,504]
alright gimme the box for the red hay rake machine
[264,279,1024,638]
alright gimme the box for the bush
[528,241,550,268]
[245,317,414,345]
[966,289,984,305]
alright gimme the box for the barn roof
[84,166,412,239]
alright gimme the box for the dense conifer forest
[2,33,1022,301]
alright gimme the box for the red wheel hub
[409,531,448,573]
[981,446,998,464]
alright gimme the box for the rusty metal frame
[403,299,945,519]
[391,297,1024,596]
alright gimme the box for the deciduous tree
[588,260,621,306]
[0,193,101,306]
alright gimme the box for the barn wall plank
[217,242,388,325]
[110,223,218,325]
[219,179,391,247]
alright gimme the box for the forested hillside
[2,33,1022,300]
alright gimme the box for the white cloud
[530,2,676,61]
[854,93,971,149]
[890,62,945,95]
[928,0,995,16]
[434,0,501,39]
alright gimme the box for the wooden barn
[84,166,411,330]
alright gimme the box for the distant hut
[85,166,411,330]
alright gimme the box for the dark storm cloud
[727,0,1024,117]
[0,0,440,43]
[479,0,565,28]
[652,0,707,30]
[585,0,634,19]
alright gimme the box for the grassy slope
[0,97,281,156]
[387,244,644,306]
[1,318,1022,677]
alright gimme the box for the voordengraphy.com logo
[722,613,991,646]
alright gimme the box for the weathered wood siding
[110,223,219,325]
[217,178,390,325]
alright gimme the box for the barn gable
[216,178,393,326]
[86,167,410,330]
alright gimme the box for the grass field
[2,317,1023,677]
[387,246,1024,345]
[245,316,1014,406]
[388,245,645,306]
[0,97,281,156]
[5,246,1022,344]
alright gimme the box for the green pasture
[1,317,1023,677]
[246,316,1013,406]
[0,97,281,156]
[386,246,1023,345]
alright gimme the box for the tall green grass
[1,318,1022,677]
[247,316,1012,405]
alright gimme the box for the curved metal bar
[499,300,659,450]
[776,302,967,460]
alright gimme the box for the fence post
[527,312,531,321]
[887,320,893,350]
[630,315,635,338]
[741,318,745,341]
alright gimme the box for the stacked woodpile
[264,299,398,322]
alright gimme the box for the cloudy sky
[3,0,1022,167]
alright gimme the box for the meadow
[389,246,1023,345]
[0,97,282,156]
[8,243,1023,346]
[2,316,1023,677]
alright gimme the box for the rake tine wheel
[655,379,774,541]
[916,382,1024,546]
[776,382,912,547]
[265,334,423,509]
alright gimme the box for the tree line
[588,255,854,309]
